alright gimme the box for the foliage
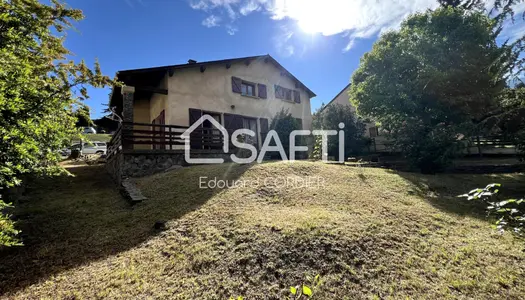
[269,108,301,158]
[310,135,323,160]
[313,104,366,158]
[0,200,20,247]
[437,0,525,80]
[0,0,113,246]
[479,85,525,156]
[74,104,93,127]
[289,274,322,299]
[350,7,508,172]
[459,183,525,235]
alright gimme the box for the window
[275,85,298,102]
[96,142,106,147]
[242,117,258,146]
[241,82,256,97]
[285,89,292,101]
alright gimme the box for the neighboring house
[322,83,388,152]
[109,54,315,151]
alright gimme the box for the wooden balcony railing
[107,122,237,158]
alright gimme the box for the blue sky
[63,0,525,119]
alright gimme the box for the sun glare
[292,0,353,35]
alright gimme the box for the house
[322,83,388,152]
[106,54,315,179]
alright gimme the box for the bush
[459,184,525,235]
[313,104,366,159]
[0,200,21,248]
[269,109,302,159]
[391,121,465,173]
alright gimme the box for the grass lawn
[82,133,113,143]
[1,162,525,299]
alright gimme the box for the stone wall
[107,149,258,180]
[105,152,123,184]
[119,150,237,178]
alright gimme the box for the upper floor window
[241,82,256,97]
[232,76,267,99]
[275,85,300,103]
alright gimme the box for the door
[202,112,221,149]
[242,117,258,147]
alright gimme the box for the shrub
[459,184,525,235]
[269,109,302,159]
[313,104,366,159]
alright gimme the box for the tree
[269,109,301,158]
[0,0,113,246]
[313,104,366,159]
[350,7,509,172]
[74,104,93,127]
[436,0,525,81]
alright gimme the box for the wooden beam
[226,63,231,69]
[244,60,251,66]
[135,86,168,95]
[200,66,206,73]
[168,68,175,77]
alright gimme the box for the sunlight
[279,0,356,35]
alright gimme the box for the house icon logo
[181,115,229,164]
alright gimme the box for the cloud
[202,15,221,27]
[189,0,438,49]
[226,24,238,35]
[188,0,525,52]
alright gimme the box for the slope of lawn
[1,161,525,299]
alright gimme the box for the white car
[82,127,97,134]
[69,141,107,155]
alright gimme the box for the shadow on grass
[0,162,251,295]
[391,170,525,220]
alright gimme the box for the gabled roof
[117,54,316,97]
[320,83,351,112]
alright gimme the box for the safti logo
[181,115,346,164]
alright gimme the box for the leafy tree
[313,104,366,159]
[0,0,112,246]
[269,109,301,158]
[350,7,509,172]
[74,104,93,127]
[437,0,525,80]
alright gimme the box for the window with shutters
[275,85,299,103]
[284,89,292,101]
[241,82,256,97]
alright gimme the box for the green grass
[82,133,112,142]
[1,161,525,299]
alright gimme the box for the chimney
[188,59,197,64]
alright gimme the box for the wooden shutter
[189,109,202,149]
[258,84,267,99]
[189,108,202,126]
[231,77,242,93]
[260,118,269,144]
[293,91,301,103]
[224,113,243,131]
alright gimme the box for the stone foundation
[106,150,238,181]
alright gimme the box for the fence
[369,135,518,155]
[106,122,240,159]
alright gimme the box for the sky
[61,0,525,119]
